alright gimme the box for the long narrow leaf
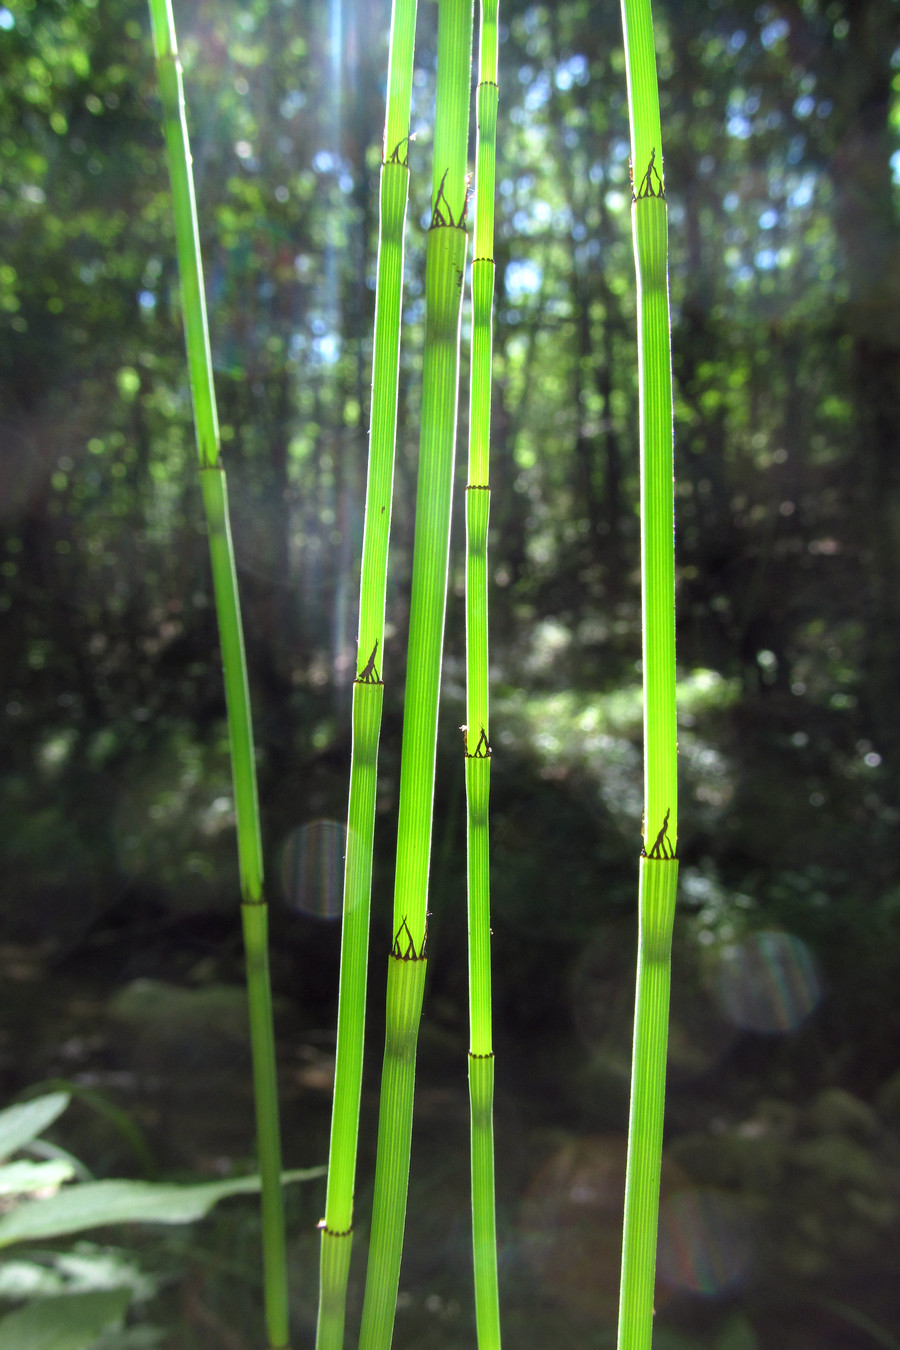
[0,1169,323,1249]
[0,1094,70,1164]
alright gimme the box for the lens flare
[279,819,346,918]
[715,929,822,1033]
[518,1134,627,1320]
[518,1134,686,1319]
[657,1187,755,1295]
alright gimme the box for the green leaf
[0,1168,324,1248]
[92,1329,166,1350]
[0,1243,158,1303]
[0,1095,71,1164]
[0,1160,76,1196]
[0,1288,131,1350]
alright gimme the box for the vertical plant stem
[616,2,679,1349]
[147,4,288,1345]
[464,0,501,1346]
[316,2,418,1348]
[357,3,474,1346]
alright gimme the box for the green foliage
[0,1288,134,1350]
[0,1092,323,1349]
[0,1094,70,1162]
[0,1171,321,1249]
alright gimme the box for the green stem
[147,0,219,474]
[356,954,428,1350]
[465,0,501,1345]
[618,860,677,1349]
[199,469,264,900]
[616,0,678,1347]
[147,4,287,1344]
[316,3,417,1347]
[358,3,475,1346]
[243,902,290,1345]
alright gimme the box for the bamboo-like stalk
[464,0,501,1345]
[357,3,475,1347]
[146,4,289,1346]
[315,2,418,1348]
[616,1,679,1348]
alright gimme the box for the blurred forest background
[2,0,900,1346]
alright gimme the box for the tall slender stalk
[315,2,418,1348]
[464,0,501,1345]
[357,3,475,1346]
[146,4,288,1346]
[616,1,679,1348]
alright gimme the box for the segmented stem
[316,3,418,1348]
[147,2,287,1344]
[617,1,679,1347]
[465,0,501,1345]
[358,4,475,1346]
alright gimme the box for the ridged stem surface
[358,3,475,1346]
[464,0,501,1345]
[617,1,679,1347]
[147,2,287,1344]
[316,3,418,1346]
[356,956,427,1350]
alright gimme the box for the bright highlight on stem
[315,3,418,1348]
[146,3,288,1345]
[464,0,501,1346]
[357,3,475,1347]
[616,1,679,1348]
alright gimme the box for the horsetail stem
[315,4,418,1347]
[616,1,679,1347]
[357,3,475,1346]
[146,1,288,1344]
[464,0,501,1345]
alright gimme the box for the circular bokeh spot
[279,819,346,918]
[518,1135,685,1320]
[715,929,822,1033]
[518,1134,626,1320]
[657,1187,754,1295]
